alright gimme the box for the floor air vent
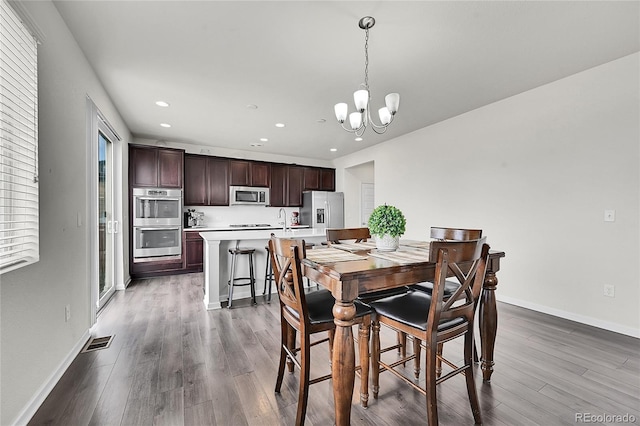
[81,335,114,353]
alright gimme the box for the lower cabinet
[183,231,204,272]
[129,232,203,278]
[129,257,185,279]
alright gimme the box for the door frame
[87,97,122,324]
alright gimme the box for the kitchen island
[199,227,327,309]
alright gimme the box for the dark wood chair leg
[359,317,370,408]
[465,330,482,425]
[287,325,296,373]
[371,319,380,399]
[296,333,311,426]
[413,337,422,379]
[275,319,288,393]
[399,331,407,366]
[328,329,335,366]
[425,341,439,426]
[436,343,443,378]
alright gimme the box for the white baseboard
[116,276,131,291]
[11,329,92,426]
[497,295,640,338]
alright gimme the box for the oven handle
[135,227,181,231]
[135,197,182,201]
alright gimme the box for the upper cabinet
[208,157,230,205]
[303,167,320,191]
[320,168,335,192]
[130,145,184,188]
[303,166,335,192]
[270,164,304,207]
[229,159,271,187]
[184,154,229,206]
[184,155,208,205]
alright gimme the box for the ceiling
[52,1,639,161]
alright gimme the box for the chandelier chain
[363,28,370,91]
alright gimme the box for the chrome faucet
[278,208,287,231]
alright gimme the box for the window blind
[0,0,39,274]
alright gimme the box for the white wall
[343,162,374,227]
[0,2,131,424]
[334,53,640,336]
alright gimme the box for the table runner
[305,247,367,264]
[400,240,431,250]
[368,249,431,265]
[330,241,377,252]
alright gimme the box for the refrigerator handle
[326,200,331,228]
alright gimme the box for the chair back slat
[430,227,482,241]
[326,227,371,245]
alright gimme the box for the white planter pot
[375,234,400,251]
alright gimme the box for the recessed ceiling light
[155,101,170,107]
[247,104,258,109]
[160,123,171,128]
[330,148,337,152]
[317,119,326,123]
[260,138,268,142]
[275,123,285,128]
[355,137,363,141]
[250,143,263,147]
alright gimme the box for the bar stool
[227,244,257,308]
[263,245,274,302]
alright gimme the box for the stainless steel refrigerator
[300,191,344,229]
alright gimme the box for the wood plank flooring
[29,273,640,425]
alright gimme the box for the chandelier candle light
[334,16,400,137]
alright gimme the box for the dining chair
[370,238,490,425]
[325,227,372,244]
[269,236,372,426]
[410,227,483,368]
[326,227,412,358]
[409,227,483,296]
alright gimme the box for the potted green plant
[367,204,406,251]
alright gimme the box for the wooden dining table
[301,241,505,426]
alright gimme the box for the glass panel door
[98,130,115,308]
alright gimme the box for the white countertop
[199,227,326,241]
[185,225,309,232]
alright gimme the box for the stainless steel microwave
[229,186,270,206]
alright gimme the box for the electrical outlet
[65,304,71,322]
[603,284,615,298]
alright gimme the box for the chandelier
[334,16,400,137]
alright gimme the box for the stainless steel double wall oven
[132,188,182,259]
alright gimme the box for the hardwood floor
[29,273,640,425]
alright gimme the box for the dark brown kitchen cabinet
[184,154,229,206]
[208,157,230,205]
[303,167,320,191]
[184,155,208,205]
[303,166,335,192]
[230,160,251,186]
[230,159,270,187]
[288,165,304,206]
[320,168,335,191]
[270,164,304,207]
[129,144,183,188]
[251,162,270,187]
[183,231,203,272]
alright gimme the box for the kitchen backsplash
[184,205,299,227]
